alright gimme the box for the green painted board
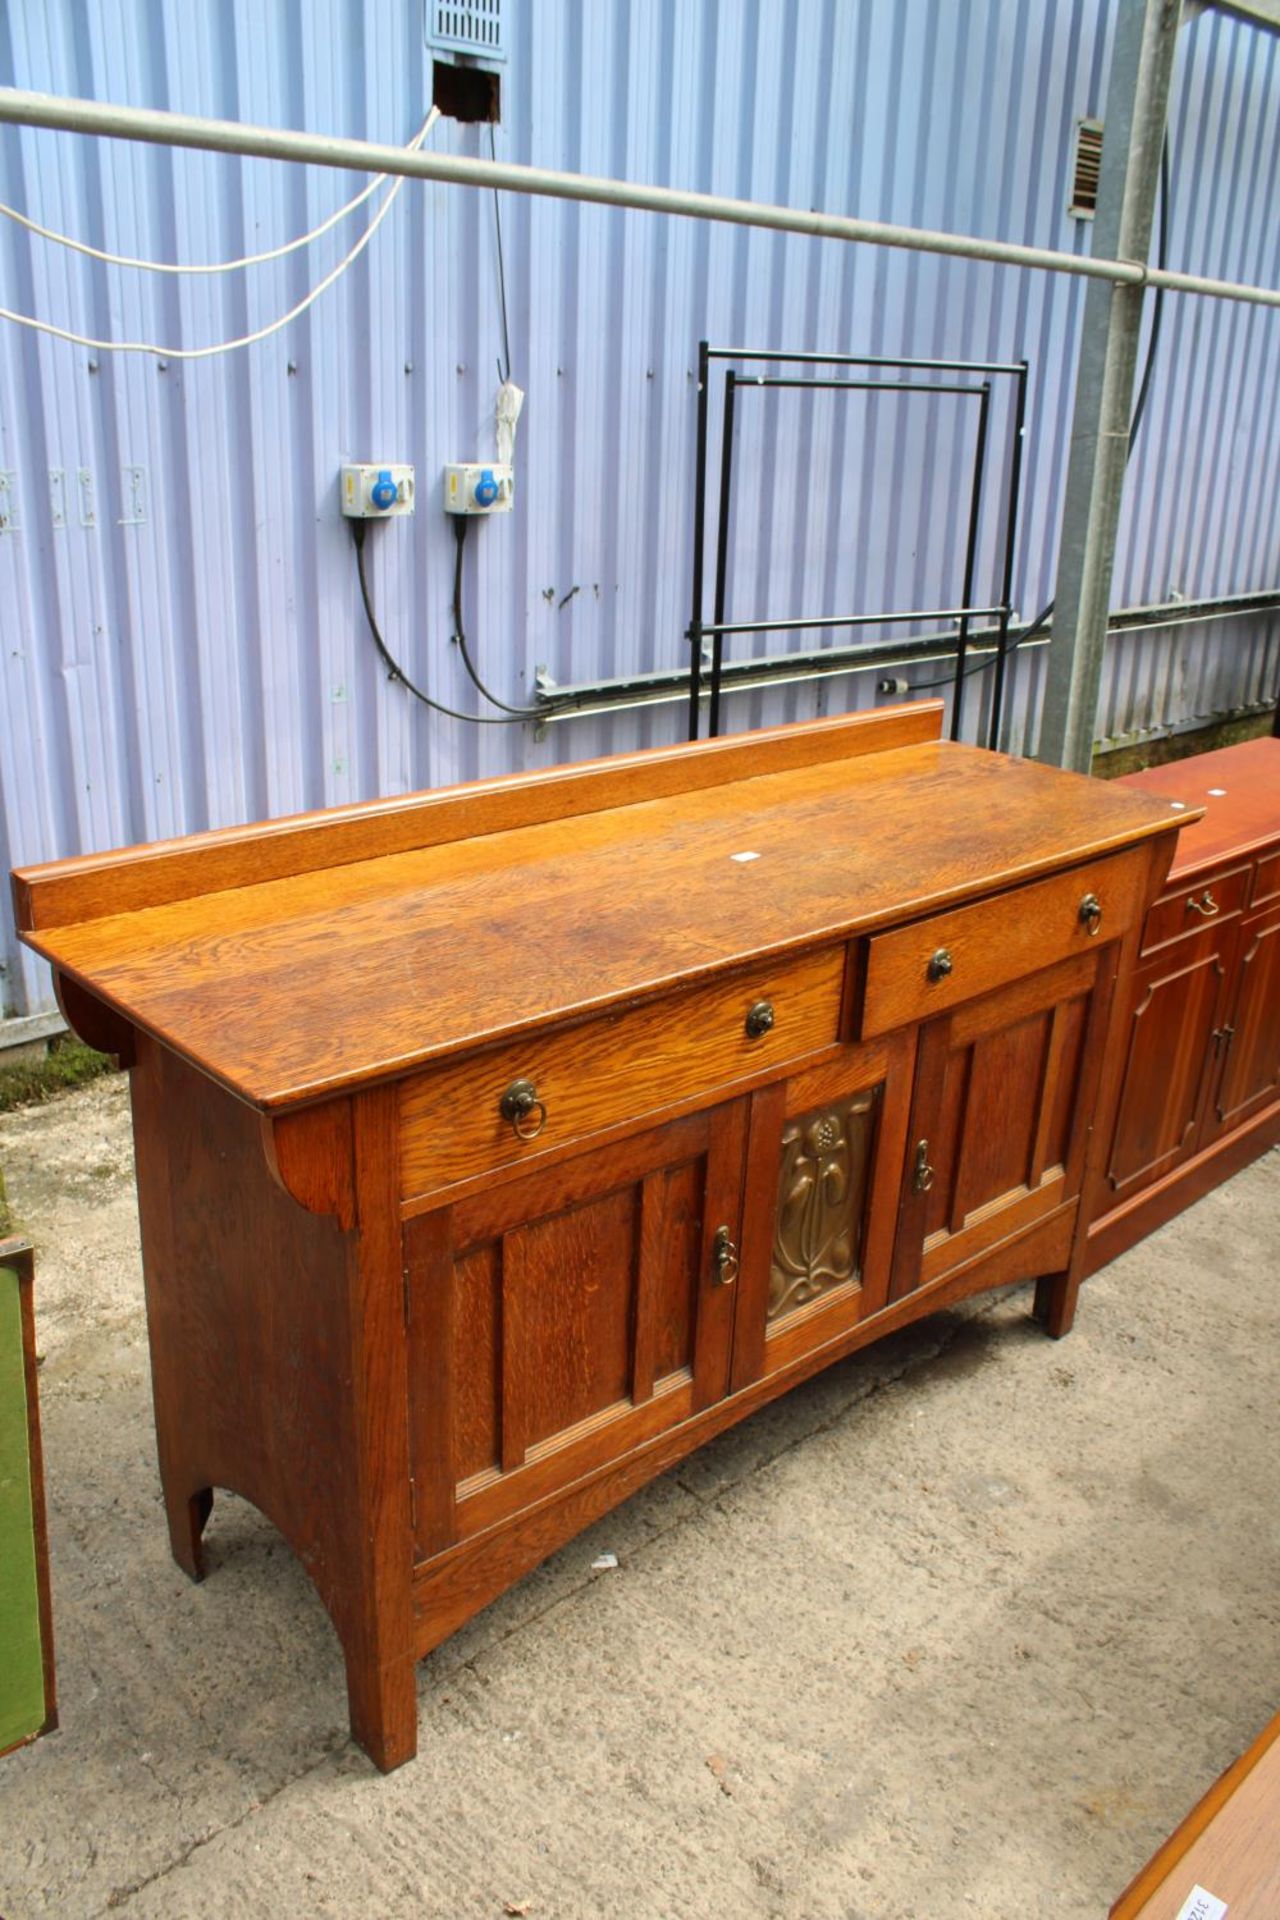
[0,1262,46,1753]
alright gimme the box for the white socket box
[341,463,415,518]
[443,462,514,515]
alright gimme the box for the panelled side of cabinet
[0,1239,57,1756]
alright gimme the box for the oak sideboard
[13,701,1187,1770]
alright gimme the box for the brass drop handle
[499,1078,547,1141]
[745,999,775,1039]
[912,1139,935,1194]
[1186,889,1220,919]
[927,948,953,983]
[711,1224,739,1287]
[1079,892,1103,937]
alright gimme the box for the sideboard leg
[344,1648,419,1773]
[1033,1269,1080,1338]
[163,1483,213,1582]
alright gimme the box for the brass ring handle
[1079,893,1103,937]
[711,1224,739,1287]
[745,999,775,1039]
[912,1139,935,1194]
[499,1078,547,1141]
[1186,889,1220,919]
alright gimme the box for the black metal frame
[687,343,1028,748]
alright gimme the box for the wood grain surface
[398,943,844,1199]
[18,730,1184,1112]
[1110,1710,1280,1918]
[1116,736,1280,879]
[13,701,944,932]
[857,844,1147,1038]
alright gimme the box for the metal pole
[1037,0,1181,772]
[989,362,1028,751]
[709,372,738,738]
[706,349,1026,373]
[0,87,1148,290]
[1,84,1275,313]
[950,381,991,742]
[687,339,710,742]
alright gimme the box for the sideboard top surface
[15,717,1184,1112]
[1115,735,1280,879]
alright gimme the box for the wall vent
[1069,119,1104,219]
[428,1,505,62]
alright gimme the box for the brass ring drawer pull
[1079,892,1103,936]
[711,1225,739,1287]
[745,999,775,1039]
[499,1078,547,1141]
[1186,889,1220,918]
[927,948,953,983]
[912,1139,935,1194]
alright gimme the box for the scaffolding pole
[0,83,1278,311]
[1038,0,1182,772]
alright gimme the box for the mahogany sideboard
[12,702,1186,1771]
[1087,736,1280,1274]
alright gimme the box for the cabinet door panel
[405,1103,746,1552]
[730,1029,915,1392]
[892,949,1112,1301]
[1104,937,1230,1201]
[1209,908,1280,1137]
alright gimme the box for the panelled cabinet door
[729,1030,915,1392]
[890,948,1115,1302]
[1103,925,1236,1201]
[1207,905,1280,1140]
[404,1101,747,1559]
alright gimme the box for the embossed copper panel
[769,1087,881,1321]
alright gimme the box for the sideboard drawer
[1252,846,1280,910]
[399,944,846,1200]
[856,846,1149,1040]
[1139,863,1250,957]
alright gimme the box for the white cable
[495,379,524,465]
[0,106,440,359]
[0,105,437,274]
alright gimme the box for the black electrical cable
[912,134,1172,696]
[351,518,529,725]
[449,515,544,716]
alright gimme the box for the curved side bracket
[53,971,136,1068]
[261,1100,357,1231]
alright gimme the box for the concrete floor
[0,1073,1276,1920]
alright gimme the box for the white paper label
[1174,1886,1228,1920]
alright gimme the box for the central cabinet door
[728,1029,915,1392]
[890,947,1115,1301]
[404,1100,747,1555]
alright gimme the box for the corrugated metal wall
[2,1,1278,1019]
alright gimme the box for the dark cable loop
[352,519,529,726]
[450,515,544,717]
